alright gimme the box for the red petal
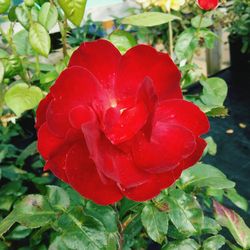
[69,105,95,129]
[82,120,150,188]
[197,0,218,10]
[153,99,210,136]
[103,77,157,144]
[65,142,123,205]
[69,39,121,89]
[115,44,182,100]
[181,137,207,170]
[35,93,52,130]
[42,129,84,182]
[44,146,69,182]
[37,122,64,159]
[47,66,105,137]
[123,168,181,202]
[132,124,196,173]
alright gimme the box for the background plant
[226,0,250,53]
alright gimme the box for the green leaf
[38,3,58,31]
[120,198,141,218]
[175,28,198,61]
[6,225,32,240]
[206,107,228,117]
[202,217,222,235]
[205,136,217,156]
[0,60,4,83]
[213,200,250,249]
[200,29,218,49]
[123,215,143,249]
[122,12,180,27]
[206,187,224,202]
[8,5,17,21]
[58,0,87,26]
[0,49,9,59]
[4,83,43,116]
[191,15,213,28]
[141,204,168,244]
[200,77,228,107]
[162,239,200,250]
[13,29,35,56]
[31,5,39,22]
[108,30,136,54]
[15,6,30,30]
[46,185,70,210]
[0,240,8,250]
[166,189,203,236]
[203,235,226,250]
[54,207,108,250]
[225,188,248,212]
[0,195,55,237]
[16,141,37,165]
[29,22,51,57]
[85,201,117,233]
[0,0,10,14]
[180,163,235,190]
[40,71,58,84]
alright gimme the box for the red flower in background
[36,40,209,205]
[197,0,219,10]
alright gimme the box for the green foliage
[122,12,180,27]
[203,235,226,250]
[227,0,250,53]
[108,30,137,54]
[15,5,30,30]
[191,15,213,28]
[166,189,203,236]
[0,0,10,14]
[213,200,250,249]
[180,163,235,190]
[4,83,43,116]
[0,195,55,237]
[141,204,168,243]
[175,28,198,62]
[58,0,87,26]
[29,22,51,57]
[38,3,58,31]
[225,188,248,212]
[13,30,34,55]
[162,239,200,250]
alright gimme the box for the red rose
[36,39,209,205]
[197,0,219,10]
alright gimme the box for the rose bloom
[36,40,209,205]
[197,0,219,10]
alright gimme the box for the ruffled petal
[37,122,64,159]
[47,66,106,137]
[69,39,121,90]
[82,120,150,189]
[69,105,95,129]
[35,93,52,129]
[44,146,69,182]
[153,99,210,136]
[115,44,182,100]
[132,124,196,173]
[123,168,181,202]
[103,77,158,144]
[65,141,123,205]
[181,137,207,170]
